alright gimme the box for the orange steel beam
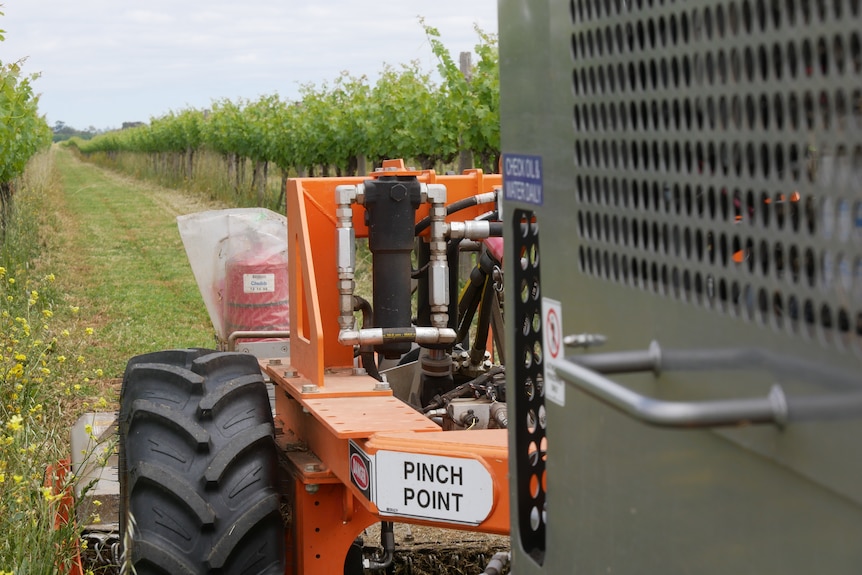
[275,162,506,573]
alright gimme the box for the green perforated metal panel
[501,0,862,573]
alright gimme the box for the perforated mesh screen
[511,209,546,562]
[571,0,862,351]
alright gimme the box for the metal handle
[552,347,862,429]
[227,330,290,351]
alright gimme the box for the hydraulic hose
[364,521,395,571]
[353,295,381,381]
[414,190,498,235]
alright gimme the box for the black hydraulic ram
[363,176,423,359]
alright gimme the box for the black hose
[415,194,485,235]
[354,296,382,381]
[364,521,395,571]
[422,366,505,413]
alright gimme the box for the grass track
[52,149,223,378]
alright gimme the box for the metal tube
[426,183,449,328]
[567,340,661,374]
[569,343,860,391]
[554,356,862,428]
[553,359,788,428]
[335,184,361,333]
[338,326,457,347]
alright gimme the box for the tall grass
[80,148,287,212]
[0,149,103,574]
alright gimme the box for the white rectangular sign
[374,451,494,525]
[243,273,276,293]
[542,297,566,406]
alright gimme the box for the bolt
[269,358,283,366]
[301,384,319,393]
[305,484,319,494]
[304,463,320,473]
[353,366,367,376]
[374,374,390,392]
[284,369,298,378]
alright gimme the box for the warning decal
[542,298,566,406]
[374,451,494,525]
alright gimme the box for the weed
[0,150,103,574]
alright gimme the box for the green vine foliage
[0,12,52,221]
[0,61,52,185]
[74,21,499,177]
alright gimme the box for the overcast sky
[1,1,498,130]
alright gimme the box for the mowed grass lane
[52,149,223,379]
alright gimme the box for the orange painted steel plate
[365,428,508,456]
[303,396,441,439]
[266,362,394,399]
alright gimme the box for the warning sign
[374,451,493,525]
[542,298,566,406]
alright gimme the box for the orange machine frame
[264,161,509,574]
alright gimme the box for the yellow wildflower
[0,266,5,276]
[94,369,104,377]
[0,473,4,483]
[95,397,108,409]
[42,309,53,318]
[6,415,23,432]
[46,273,55,282]
[57,355,67,363]
[13,475,23,484]
[85,327,94,335]
[8,278,14,284]
[84,424,93,436]
[69,306,79,314]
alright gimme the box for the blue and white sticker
[503,154,543,206]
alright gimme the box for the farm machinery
[73,0,862,573]
[111,161,510,575]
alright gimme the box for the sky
[1,0,498,131]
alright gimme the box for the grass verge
[2,147,227,573]
[0,149,103,574]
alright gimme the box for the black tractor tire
[118,349,285,575]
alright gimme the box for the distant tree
[51,122,98,143]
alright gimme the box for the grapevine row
[72,23,500,186]
[0,18,53,211]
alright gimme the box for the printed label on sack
[243,273,275,293]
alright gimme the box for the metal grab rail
[226,330,290,351]
[553,343,862,429]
